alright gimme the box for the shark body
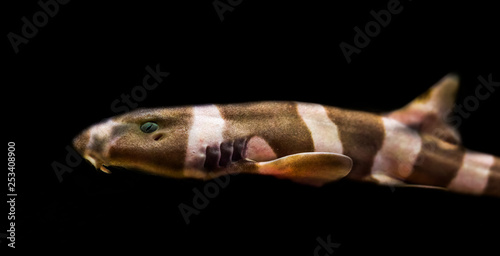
[73,75,500,197]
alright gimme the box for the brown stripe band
[325,107,385,180]
[218,102,315,158]
[484,158,500,196]
[406,135,465,187]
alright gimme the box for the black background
[3,0,500,254]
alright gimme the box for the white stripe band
[371,117,422,180]
[447,152,493,194]
[296,102,343,153]
[184,105,225,171]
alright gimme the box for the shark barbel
[73,74,500,197]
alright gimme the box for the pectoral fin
[254,152,353,187]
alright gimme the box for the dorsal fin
[387,74,461,144]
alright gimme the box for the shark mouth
[84,153,112,174]
[203,138,247,170]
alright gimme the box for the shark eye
[140,122,159,133]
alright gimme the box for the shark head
[73,107,198,178]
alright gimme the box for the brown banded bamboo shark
[73,74,500,197]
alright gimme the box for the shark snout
[72,120,118,173]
